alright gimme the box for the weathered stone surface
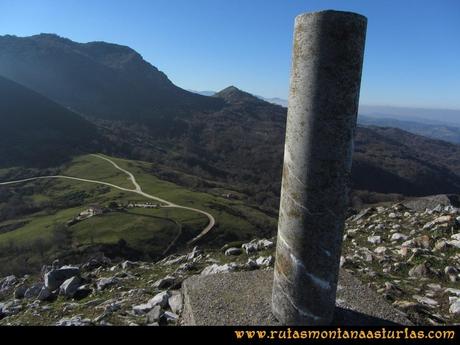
[225,247,242,256]
[255,256,274,267]
[408,263,431,278]
[146,305,162,324]
[391,233,408,241]
[168,291,183,315]
[24,283,44,299]
[56,316,92,326]
[242,241,258,254]
[449,300,460,315]
[38,287,53,301]
[183,270,410,325]
[149,291,170,308]
[133,302,154,315]
[44,266,79,291]
[162,311,179,324]
[121,260,137,270]
[153,275,176,289]
[1,275,17,289]
[368,236,382,244]
[60,276,81,297]
[73,285,92,300]
[201,263,237,275]
[97,277,119,291]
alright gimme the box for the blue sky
[0,0,459,109]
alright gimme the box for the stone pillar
[272,10,367,325]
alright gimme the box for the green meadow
[0,154,276,274]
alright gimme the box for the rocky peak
[214,86,265,105]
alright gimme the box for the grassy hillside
[0,154,276,275]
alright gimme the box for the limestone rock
[162,311,179,324]
[146,305,162,324]
[97,277,119,291]
[255,256,274,267]
[121,260,137,270]
[367,235,381,244]
[153,275,176,289]
[24,283,44,299]
[44,266,79,291]
[60,276,81,297]
[201,263,237,275]
[225,247,242,256]
[449,300,460,315]
[168,291,183,315]
[242,241,258,254]
[408,263,430,278]
[149,291,170,308]
[38,286,53,301]
[56,316,92,326]
[391,233,408,241]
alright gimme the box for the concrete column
[272,10,367,325]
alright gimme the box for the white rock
[56,316,92,326]
[246,259,259,270]
[97,277,119,291]
[146,305,162,324]
[133,303,153,315]
[187,246,202,260]
[225,247,242,256]
[449,300,460,315]
[162,311,179,323]
[367,235,381,244]
[447,240,460,249]
[445,288,460,296]
[44,266,79,291]
[242,241,258,254]
[201,263,237,275]
[413,295,438,307]
[426,283,442,291]
[153,275,175,289]
[0,275,17,289]
[255,256,274,267]
[451,233,460,241]
[121,261,137,270]
[168,291,183,314]
[148,291,170,308]
[391,233,408,241]
[60,276,81,297]
[374,246,387,255]
[257,239,274,250]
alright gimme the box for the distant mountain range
[189,89,289,107]
[1,33,460,198]
[0,34,223,124]
[359,115,460,144]
[191,90,460,144]
[359,105,460,127]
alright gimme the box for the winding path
[0,154,215,245]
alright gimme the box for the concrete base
[181,269,412,326]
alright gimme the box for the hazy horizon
[1,0,459,112]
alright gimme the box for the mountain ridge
[0,34,224,123]
[0,75,99,167]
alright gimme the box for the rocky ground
[0,240,275,326]
[341,202,460,325]
[0,200,459,326]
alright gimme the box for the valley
[0,154,276,276]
